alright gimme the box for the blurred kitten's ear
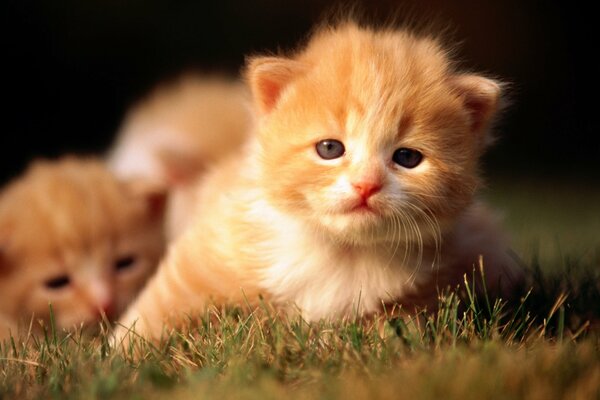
[157,148,205,187]
[246,56,308,114]
[452,75,503,140]
[0,246,5,273]
[0,234,10,275]
[123,180,168,220]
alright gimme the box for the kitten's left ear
[452,75,503,139]
[0,233,10,275]
[0,246,5,273]
[246,56,308,114]
[124,180,168,220]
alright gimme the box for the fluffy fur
[0,157,164,339]
[108,75,254,239]
[117,23,523,341]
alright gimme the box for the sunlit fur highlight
[117,23,523,342]
[0,157,164,339]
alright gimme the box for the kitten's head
[0,157,165,332]
[247,23,502,245]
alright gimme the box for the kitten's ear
[452,75,503,138]
[157,148,205,187]
[0,233,10,275]
[123,180,168,220]
[246,56,308,114]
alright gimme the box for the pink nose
[352,181,382,200]
[96,301,115,319]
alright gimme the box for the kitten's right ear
[246,56,308,114]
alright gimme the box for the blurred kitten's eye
[316,139,345,160]
[115,255,136,271]
[45,275,71,289]
[392,148,423,168]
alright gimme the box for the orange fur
[0,157,164,339]
[117,23,523,342]
[108,75,254,239]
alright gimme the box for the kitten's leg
[450,202,525,299]
[392,202,525,314]
[114,231,256,344]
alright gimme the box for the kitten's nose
[96,301,116,319]
[352,181,382,200]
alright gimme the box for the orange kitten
[0,157,164,339]
[108,75,254,239]
[118,23,523,341]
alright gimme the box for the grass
[1,178,599,400]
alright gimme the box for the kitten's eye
[45,275,71,290]
[316,139,345,160]
[392,148,423,168]
[115,255,136,271]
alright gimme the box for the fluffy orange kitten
[0,157,164,339]
[108,75,254,239]
[118,23,523,341]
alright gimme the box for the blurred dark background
[2,0,598,184]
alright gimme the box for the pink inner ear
[121,179,168,219]
[247,57,307,114]
[0,228,9,272]
[453,75,502,135]
[465,96,493,133]
[146,191,167,219]
[157,149,204,187]
[256,77,284,113]
[0,246,8,274]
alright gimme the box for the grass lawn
[1,177,599,399]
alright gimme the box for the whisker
[405,200,443,271]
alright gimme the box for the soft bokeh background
[3,0,599,262]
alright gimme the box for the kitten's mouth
[351,203,374,213]
[344,200,379,215]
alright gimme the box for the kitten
[108,75,254,239]
[0,157,164,339]
[117,23,523,341]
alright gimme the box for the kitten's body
[119,23,523,340]
[108,75,253,239]
[0,157,164,339]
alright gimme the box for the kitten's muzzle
[352,180,382,201]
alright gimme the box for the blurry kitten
[108,75,253,239]
[118,23,523,341]
[0,157,164,340]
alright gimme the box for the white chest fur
[256,210,430,320]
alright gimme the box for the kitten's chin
[310,208,442,247]
[312,211,393,246]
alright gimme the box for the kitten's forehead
[0,158,146,262]
[299,26,453,141]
